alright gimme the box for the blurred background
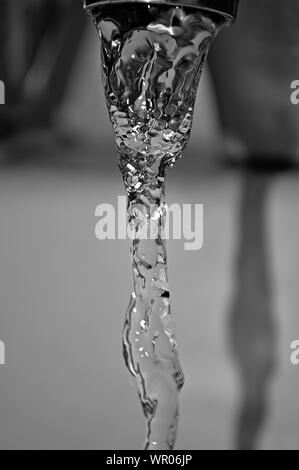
[0,0,299,450]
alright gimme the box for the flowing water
[91,3,222,449]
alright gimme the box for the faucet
[83,0,239,24]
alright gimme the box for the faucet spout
[83,0,239,23]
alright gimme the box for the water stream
[91,3,222,449]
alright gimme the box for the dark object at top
[83,0,239,21]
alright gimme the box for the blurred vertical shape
[230,172,276,450]
[5,0,27,96]
[208,0,299,449]
[0,0,86,140]
[208,0,299,160]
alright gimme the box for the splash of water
[92,4,221,449]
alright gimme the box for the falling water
[91,3,222,449]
